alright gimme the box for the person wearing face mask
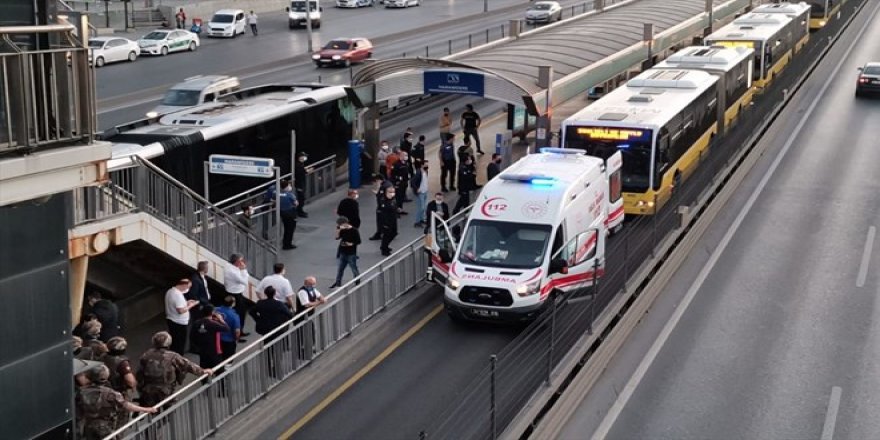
[377,185,399,256]
[411,160,430,228]
[279,182,299,250]
[294,152,310,218]
[376,141,391,178]
[336,189,361,229]
[425,192,450,234]
[487,153,503,182]
[438,107,452,141]
[391,151,410,213]
[453,156,477,215]
[164,279,198,356]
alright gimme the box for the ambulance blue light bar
[500,173,557,186]
[540,147,587,155]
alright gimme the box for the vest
[104,354,129,393]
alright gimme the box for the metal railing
[72,156,277,278]
[105,206,463,439]
[0,20,95,154]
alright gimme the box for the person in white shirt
[224,253,251,336]
[296,276,326,313]
[165,279,198,355]
[247,11,258,36]
[257,263,295,308]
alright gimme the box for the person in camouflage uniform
[76,365,156,439]
[137,331,213,407]
[103,336,138,401]
[78,321,109,361]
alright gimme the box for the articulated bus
[705,12,799,89]
[562,69,720,215]
[805,0,840,29]
[653,45,755,128]
[752,2,811,52]
[105,84,355,200]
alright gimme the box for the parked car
[146,75,241,118]
[525,1,563,23]
[385,0,419,7]
[336,0,373,7]
[137,29,200,56]
[855,61,880,97]
[88,37,139,67]
[206,9,247,37]
[312,38,373,67]
[289,0,323,28]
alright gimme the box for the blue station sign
[209,154,275,178]
[423,71,485,97]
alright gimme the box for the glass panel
[458,220,552,269]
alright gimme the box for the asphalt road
[95,0,600,129]
[575,1,880,439]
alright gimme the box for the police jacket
[458,162,477,192]
[377,196,399,227]
[294,162,306,189]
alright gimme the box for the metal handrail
[213,154,338,210]
[0,23,77,34]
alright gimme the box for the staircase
[71,156,277,280]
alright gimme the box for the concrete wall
[159,0,290,26]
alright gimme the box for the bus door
[605,150,625,232]
[429,212,458,285]
[544,227,602,299]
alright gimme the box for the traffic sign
[208,154,275,178]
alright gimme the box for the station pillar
[360,106,381,179]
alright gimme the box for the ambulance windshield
[458,220,552,269]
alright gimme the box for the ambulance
[429,148,623,322]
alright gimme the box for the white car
[336,0,372,7]
[206,9,247,37]
[137,29,200,56]
[385,0,419,8]
[88,37,140,67]
[526,1,563,23]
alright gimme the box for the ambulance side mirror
[549,258,568,275]
[438,249,453,263]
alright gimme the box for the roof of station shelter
[455,0,729,94]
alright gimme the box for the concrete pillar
[536,66,553,149]
[594,0,605,12]
[642,23,655,70]
[69,255,89,325]
[704,0,715,37]
[509,19,521,39]
[362,106,381,176]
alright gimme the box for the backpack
[441,145,455,162]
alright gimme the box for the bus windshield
[564,126,653,193]
[458,220,552,269]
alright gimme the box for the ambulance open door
[605,150,625,233]
[429,212,457,285]
[547,227,603,295]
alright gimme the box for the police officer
[453,156,478,215]
[137,331,213,407]
[294,152,310,218]
[279,181,299,250]
[76,365,156,439]
[103,336,137,401]
[391,151,410,212]
[377,185,399,256]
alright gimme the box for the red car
[312,38,373,67]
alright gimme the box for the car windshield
[291,1,317,11]
[324,40,351,50]
[160,89,202,106]
[142,32,167,40]
[532,4,553,10]
[458,220,552,269]
[211,14,234,23]
[864,65,880,75]
[88,40,105,48]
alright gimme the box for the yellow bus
[561,69,720,215]
[706,12,799,89]
[653,45,756,128]
[752,2,811,52]
[805,0,840,29]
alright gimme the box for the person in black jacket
[391,152,410,212]
[85,292,121,342]
[249,286,294,341]
[377,186,399,256]
[335,189,361,229]
[453,156,477,215]
[330,216,362,288]
[424,192,450,234]
[189,305,230,369]
[294,152,309,218]
[188,261,213,309]
[487,153,502,182]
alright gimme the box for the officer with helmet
[76,365,156,439]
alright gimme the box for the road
[95,0,598,129]
[572,1,880,438]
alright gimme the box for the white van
[429,148,624,322]
[206,9,247,38]
[146,75,241,118]
[288,0,322,29]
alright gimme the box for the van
[146,75,241,118]
[206,9,247,38]
[288,0,322,29]
[429,148,624,322]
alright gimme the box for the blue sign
[424,71,485,97]
[209,154,275,178]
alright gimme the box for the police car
[137,29,200,56]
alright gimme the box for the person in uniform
[102,336,138,401]
[137,331,214,407]
[76,365,156,439]
[377,185,399,256]
[79,320,108,361]
[294,152,310,218]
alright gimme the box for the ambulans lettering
[460,273,517,284]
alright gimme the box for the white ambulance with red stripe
[429,148,623,322]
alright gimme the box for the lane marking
[856,226,875,287]
[821,386,842,440]
[277,303,444,439]
[590,2,879,438]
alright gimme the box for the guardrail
[104,207,477,439]
[0,21,95,154]
[72,156,277,278]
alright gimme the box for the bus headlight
[819,20,826,26]
[516,279,541,297]
[636,200,655,208]
[446,276,460,290]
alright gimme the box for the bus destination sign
[576,127,650,141]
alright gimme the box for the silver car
[526,1,563,23]
[88,37,140,67]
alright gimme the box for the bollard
[468,34,472,48]
[501,24,505,38]
[317,75,322,83]
[425,46,429,57]
[448,40,452,55]
[486,29,490,43]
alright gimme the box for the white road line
[856,226,875,288]
[821,386,843,440]
[590,3,880,438]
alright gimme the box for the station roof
[454,0,729,95]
